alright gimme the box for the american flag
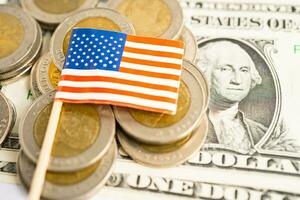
[55,28,184,114]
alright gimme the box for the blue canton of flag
[65,28,127,71]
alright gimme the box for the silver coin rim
[184,60,210,108]
[117,115,208,168]
[20,0,98,25]
[0,92,14,145]
[19,91,116,172]
[18,141,117,200]
[0,6,38,73]
[5,96,17,134]
[181,26,198,62]
[107,0,183,39]
[114,60,208,145]
[36,52,57,94]
[30,59,43,98]
[50,8,136,70]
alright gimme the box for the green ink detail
[27,90,33,100]
[294,45,300,54]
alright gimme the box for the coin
[107,0,183,39]
[20,0,98,26]
[0,21,42,82]
[50,8,135,70]
[19,91,116,171]
[35,52,61,95]
[0,6,39,74]
[0,92,15,145]
[117,115,208,167]
[178,26,198,62]
[114,60,209,145]
[18,140,117,200]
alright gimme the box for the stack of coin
[18,91,117,199]
[50,7,135,70]
[0,5,42,82]
[30,52,61,98]
[0,92,16,146]
[114,60,209,167]
[20,0,99,30]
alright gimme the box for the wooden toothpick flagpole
[28,101,63,200]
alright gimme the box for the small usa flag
[55,28,184,115]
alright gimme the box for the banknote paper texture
[1,0,300,199]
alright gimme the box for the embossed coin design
[107,0,183,39]
[0,92,15,145]
[35,52,61,95]
[114,60,209,145]
[117,115,208,167]
[29,60,43,98]
[178,26,198,62]
[19,91,115,171]
[20,0,98,27]
[50,8,135,70]
[18,141,117,200]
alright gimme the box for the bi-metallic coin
[107,0,183,39]
[0,6,41,76]
[19,91,116,171]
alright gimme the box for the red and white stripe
[55,35,184,114]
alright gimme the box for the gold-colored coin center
[48,62,61,88]
[0,13,24,59]
[130,81,191,128]
[33,0,86,14]
[34,103,100,157]
[63,17,121,54]
[46,160,100,185]
[117,0,172,37]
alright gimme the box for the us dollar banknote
[113,1,300,197]
[109,0,300,198]
[1,0,300,199]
